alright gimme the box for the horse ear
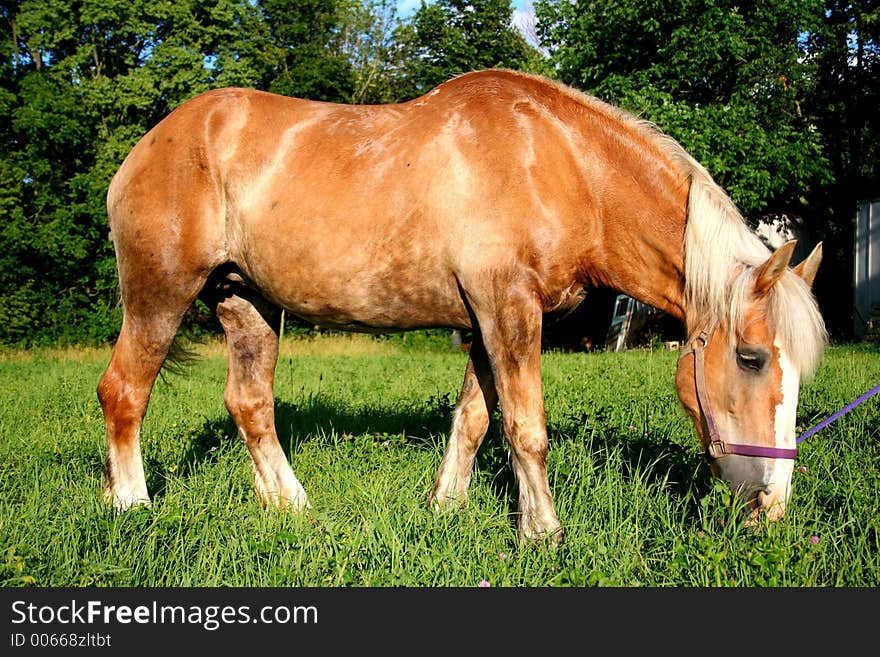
[754,239,797,297]
[791,242,823,288]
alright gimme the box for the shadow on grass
[179,392,455,456]
[562,420,709,496]
[157,391,711,531]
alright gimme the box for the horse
[98,69,827,545]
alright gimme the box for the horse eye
[736,351,765,372]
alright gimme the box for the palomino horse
[99,69,827,544]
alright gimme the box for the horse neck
[583,158,690,323]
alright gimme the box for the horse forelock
[734,269,827,379]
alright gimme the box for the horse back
[107,72,624,329]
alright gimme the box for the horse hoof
[260,491,311,513]
[104,490,152,512]
[428,492,467,513]
[519,525,564,548]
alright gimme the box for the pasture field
[1,334,878,587]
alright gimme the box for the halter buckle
[707,440,727,459]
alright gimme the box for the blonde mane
[505,70,828,378]
[683,172,827,379]
[649,115,826,380]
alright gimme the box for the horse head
[675,240,824,522]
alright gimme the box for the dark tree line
[0,0,876,346]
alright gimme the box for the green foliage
[535,0,879,338]
[0,1,876,345]
[392,0,544,98]
[341,0,403,103]
[536,0,831,216]
[261,0,356,101]
[0,0,367,346]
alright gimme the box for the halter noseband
[679,331,798,461]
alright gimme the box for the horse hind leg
[98,300,195,510]
[210,277,309,511]
[430,336,498,508]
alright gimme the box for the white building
[854,198,880,339]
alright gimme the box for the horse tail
[161,335,202,378]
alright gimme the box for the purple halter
[680,331,798,461]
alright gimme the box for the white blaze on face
[760,339,800,517]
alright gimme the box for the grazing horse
[98,69,827,544]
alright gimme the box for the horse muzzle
[710,453,792,522]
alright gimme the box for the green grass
[1,336,878,587]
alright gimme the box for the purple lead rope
[796,382,880,444]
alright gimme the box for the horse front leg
[469,285,563,545]
[215,289,309,511]
[430,335,498,508]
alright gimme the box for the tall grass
[1,337,878,587]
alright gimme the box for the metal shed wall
[854,199,880,338]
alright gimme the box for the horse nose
[713,456,780,505]
[714,456,789,522]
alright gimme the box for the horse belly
[236,229,471,331]
[287,274,470,332]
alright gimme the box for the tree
[393,0,545,99]
[0,0,410,347]
[260,0,355,102]
[339,0,402,104]
[799,1,879,338]
[536,0,829,218]
[0,0,361,346]
[535,0,880,338]
[3,1,871,345]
